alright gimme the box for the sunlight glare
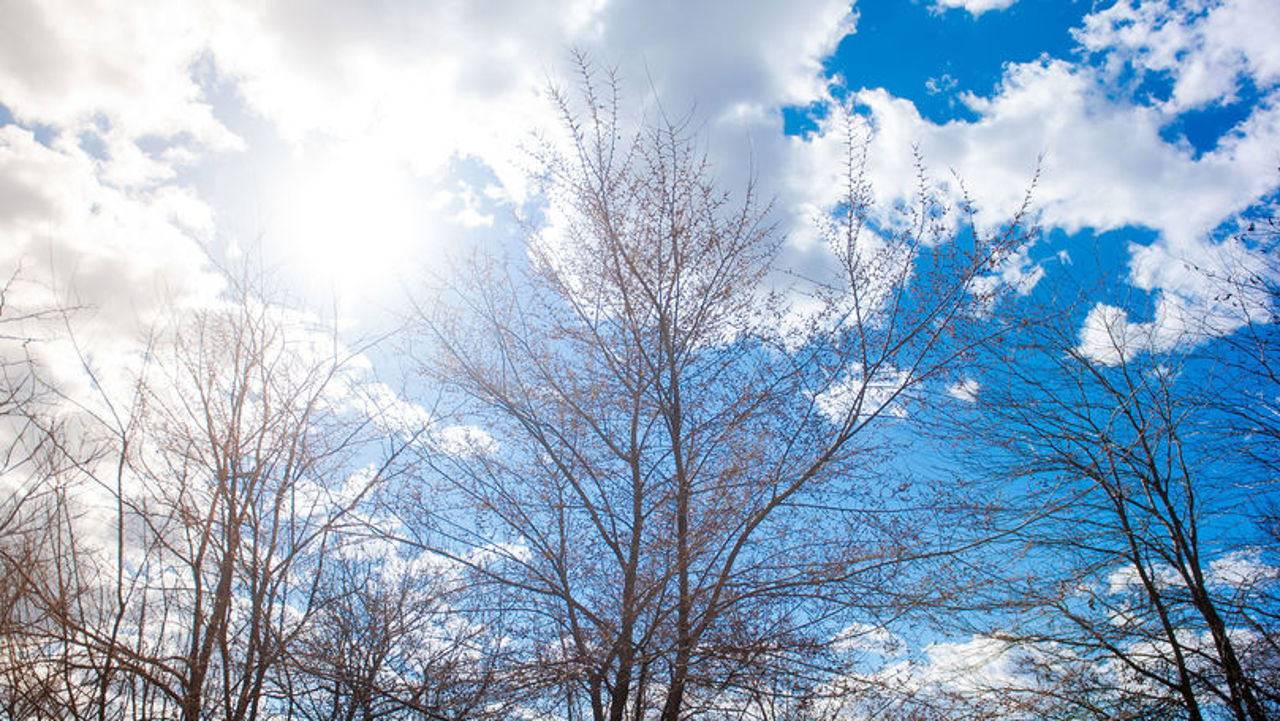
[267,142,422,301]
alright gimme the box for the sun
[266,140,423,303]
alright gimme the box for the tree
[405,59,1030,721]
[0,266,99,720]
[281,540,521,721]
[955,275,1280,721]
[0,271,418,721]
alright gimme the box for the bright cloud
[1209,548,1280,590]
[831,621,906,656]
[1077,0,1280,112]
[0,0,239,150]
[0,125,223,387]
[932,0,1020,17]
[946,378,981,402]
[815,363,913,424]
[0,0,860,318]
[434,424,500,459]
[1077,301,1173,366]
[800,58,1278,244]
[205,0,854,201]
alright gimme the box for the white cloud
[3,0,863,334]
[1074,256,1271,364]
[919,635,1025,692]
[1077,302,1161,366]
[968,241,1048,313]
[1105,560,1182,596]
[831,622,906,656]
[0,125,223,381]
[430,182,496,229]
[207,0,570,188]
[946,378,981,402]
[815,363,913,425]
[932,0,1019,17]
[815,634,1068,720]
[1209,548,1280,590]
[925,73,959,95]
[0,0,242,186]
[1073,294,1232,366]
[592,0,853,112]
[838,58,1278,243]
[204,0,854,203]
[434,424,500,458]
[1077,0,1280,112]
[352,381,435,439]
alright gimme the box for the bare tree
[955,276,1280,721]
[0,270,419,721]
[0,265,101,720]
[280,545,519,721]
[405,59,1029,721]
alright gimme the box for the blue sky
[790,0,1093,129]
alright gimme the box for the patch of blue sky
[784,0,1095,133]
[1160,85,1265,158]
[0,101,58,146]
[1238,189,1280,228]
[1035,225,1163,320]
[1096,51,1265,158]
[77,130,108,159]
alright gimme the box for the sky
[1,0,1278,702]
[2,0,1277,356]
[3,0,1277,542]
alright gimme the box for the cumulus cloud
[1076,301,1173,366]
[2,0,858,278]
[814,633,1069,720]
[815,363,913,425]
[0,0,237,145]
[0,0,243,202]
[831,622,906,657]
[932,0,1020,17]
[434,424,500,459]
[1074,249,1272,365]
[1105,560,1183,596]
[786,0,1280,356]
[1209,548,1280,590]
[917,635,1029,692]
[968,241,1047,316]
[825,58,1277,244]
[353,380,436,439]
[1077,0,1280,112]
[946,378,981,402]
[202,0,853,205]
[0,124,223,388]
